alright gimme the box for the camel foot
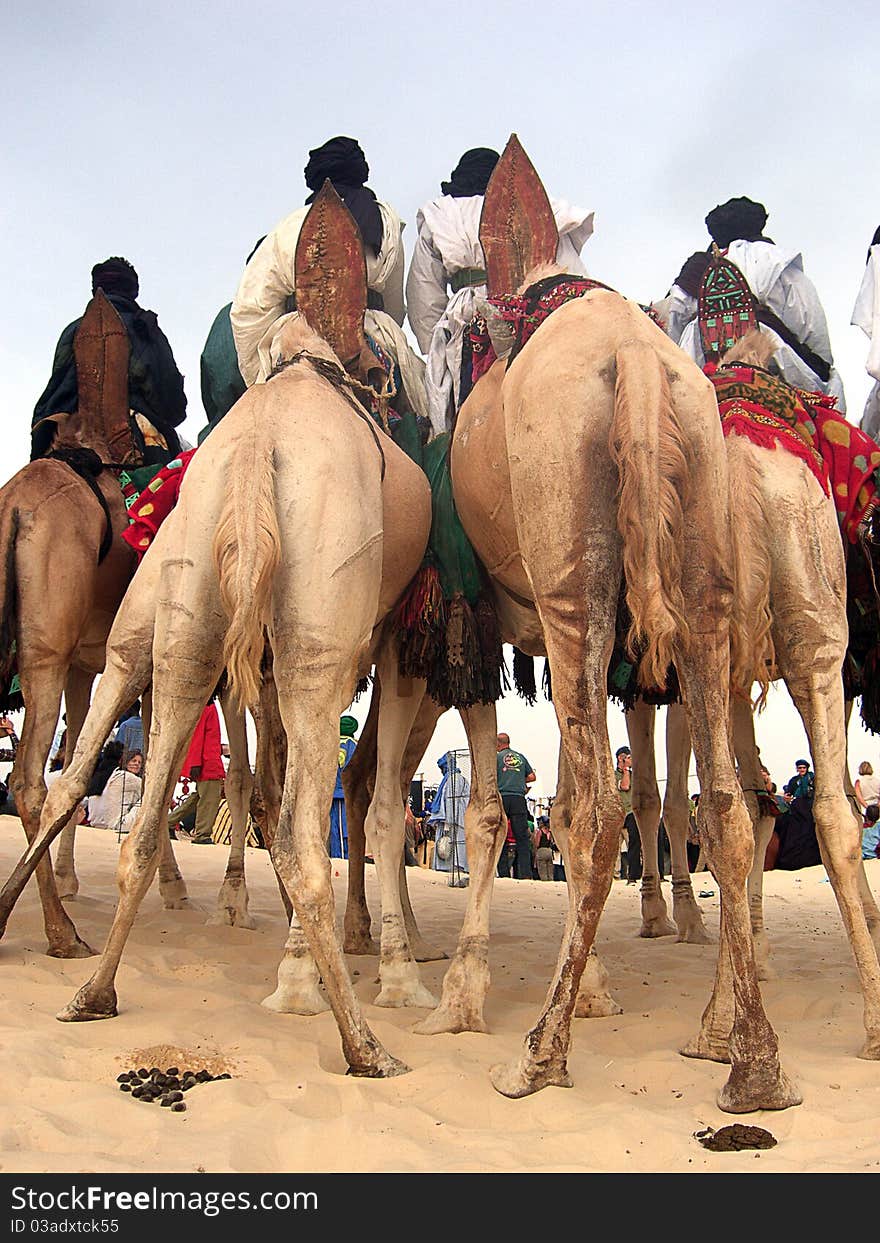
[679,1030,731,1064]
[574,989,623,1018]
[374,980,438,1009]
[342,931,379,956]
[47,934,96,959]
[410,940,448,963]
[413,1001,489,1036]
[261,983,329,1015]
[639,914,678,938]
[54,872,79,900]
[159,877,189,910]
[346,1054,410,1079]
[56,981,117,1022]
[717,1063,802,1113]
[490,1057,573,1099]
[857,1032,880,1060]
[207,906,257,930]
[207,880,255,929]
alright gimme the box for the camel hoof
[639,916,678,939]
[717,1066,802,1113]
[857,1034,880,1060]
[346,1055,410,1079]
[47,936,96,959]
[756,959,777,982]
[679,1032,731,1064]
[207,908,257,930]
[374,982,438,1010]
[159,878,189,910]
[55,875,80,900]
[574,991,623,1019]
[342,934,380,956]
[675,922,713,945]
[56,983,117,1022]
[489,1058,573,1098]
[261,987,329,1016]
[411,942,449,963]
[412,1005,489,1036]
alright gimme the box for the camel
[620,330,880,1061]
[11,188,436,1076]
[389,135,800,1112]
[0,292,148,955]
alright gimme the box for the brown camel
[0,292,143,956]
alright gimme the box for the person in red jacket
[180,702,225,844]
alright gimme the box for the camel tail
[609,340,689,690]
[212,424,280,710]
[725,434,774,707]
[0,503,21,704]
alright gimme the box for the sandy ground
[0,815,879,1174]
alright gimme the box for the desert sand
[0,815,878,1174]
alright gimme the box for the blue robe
[329,735,357,859]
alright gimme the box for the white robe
[852,245,880,439]
[671,239,845,411]
[406,194,595,436]
[231,199,406,387]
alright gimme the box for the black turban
[705,197,769,249]
[303,136,383,253]
[868,225,880,263]
[441,148,500,198]
[91,257,139,300]
[673,251,711,299]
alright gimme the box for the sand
[0,815,878,1174]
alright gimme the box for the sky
[3,0,880,797]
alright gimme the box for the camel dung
[171,1102,186,1112]
[695,1125,777,1152]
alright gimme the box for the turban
[868,225,880,263]
[705,197,769,249]
[339,715,358,738]
[303,136,382,253]
[91,257,139,300]
[441,148,500,198]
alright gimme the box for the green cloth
[497,748,534,795]
[339,715,358,738]
[450,267,487,293]
[420,433,482,603]
[198,302,247,442]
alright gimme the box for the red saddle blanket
[705,362,880,543]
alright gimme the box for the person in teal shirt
[496,732,535,879]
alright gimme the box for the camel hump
[295,179,368,365]
[479,134,559,297]
[73,289,131,454]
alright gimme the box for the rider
[32,257,187,460]
[230,136,424,421]
[405,146,595,434]
[852,225,880,438]
[661,197,845,409]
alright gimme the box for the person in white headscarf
[427,752,470,887]
[230,136,427,423]
[406,147,595,436]
[852,226,880,440]
[663,197,846,411]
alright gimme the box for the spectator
[862,804,880,861]
[89,751,143,833]
[115,701,144,764]
[855,761,880,812]
[784,759,814,804]
[495,732,536,880]
[329,715,358,860]
[533,815,555,881]
[764,795,821,870]
[177,703,225,845]
[428,753,470,886]
[615,745,641,884]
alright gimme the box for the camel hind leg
[52,667,95,900]
[664,703,712,943]
[627,702,676,937]
[208,690,256,929]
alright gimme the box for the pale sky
[3,1,879,796]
